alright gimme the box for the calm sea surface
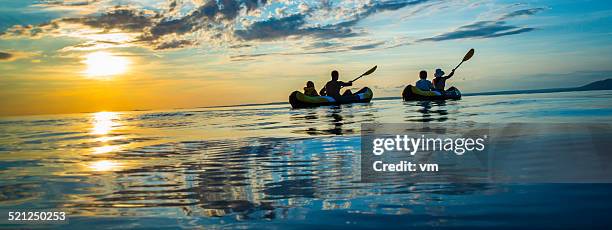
[1,91,612,228]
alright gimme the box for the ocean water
[1,90,612,229]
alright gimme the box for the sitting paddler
[415,70,442,95]
[319,70,353,100]
[303,81,319,96]
[432,68,455,91]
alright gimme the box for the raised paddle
[350,65,378,83]
[453,48,475,71]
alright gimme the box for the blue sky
[0,0,611,115]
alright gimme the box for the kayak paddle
[453,48,475,71]
[350,65,378,83]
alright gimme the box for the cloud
[153,39,194,50]
[2,1,271,50]
[60,8,154,32]
[329,0,434,28]
[369,0,433,13]
[233,0,435,43]
[234,14,360,41]
[305,41,341,49]
[229,40,391,61]
[2,0,431,51]
[349,41,386,50]
[1,1,546,56]
[500,7,545,20]
[31,0,105,15]
[419,20,535,42]
[36,0,97,7]
[0,52,13,61]
[141,0,269,41]
[1,7,152,39]
[419,7,544,42]
[0,51,36,62]
[229,44,252,49]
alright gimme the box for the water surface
[1,91,612,228]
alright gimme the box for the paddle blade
[362,65,377,76]
[463,49,475,62]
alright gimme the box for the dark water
[1,91,612,228]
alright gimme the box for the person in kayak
[415,70,442,95]
[319,70,353,99]
[416,70,435,91]
[303,81,319,96]
[432,68,455,91]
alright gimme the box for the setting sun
[82,51,130,78]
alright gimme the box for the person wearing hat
[432,68,455,91]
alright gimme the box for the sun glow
[82,51,130,78]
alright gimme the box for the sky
[0,0,611,116]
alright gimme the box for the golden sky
[1,0,611,116]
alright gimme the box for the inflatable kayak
[289,87,373,108]
[402,85,461,101]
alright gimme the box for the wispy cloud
[500,7,545,20]
[419,7,544,42]
[0,51,13,61]
[419,21,536,42]
[0,50,37,62]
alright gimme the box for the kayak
[402,85,461,101]
[289,87,373,108]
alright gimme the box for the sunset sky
[1,0,611,116]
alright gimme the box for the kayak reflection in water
[319,70,353,100]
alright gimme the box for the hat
[434,69,445,78]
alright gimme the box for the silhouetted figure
[432,68,455,91]
[303,81,319,96]
[415,70,435,91]
[319,70,353,100]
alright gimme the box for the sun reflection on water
[88,160,123,172]
[90,112,124,155]
[92,145,123,154]
[91,111,119,135]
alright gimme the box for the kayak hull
[402,85,461,101]
[289,87,373,108]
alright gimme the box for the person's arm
[445,70,455,79]
[341,81,353,87]
[319,86,326,96]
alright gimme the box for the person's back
[416,79,434,91]
[303,81,319,96]
[324,80,342,97]
[415,70,434,91]
[320,70,352,99]
[432,68,454,91]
